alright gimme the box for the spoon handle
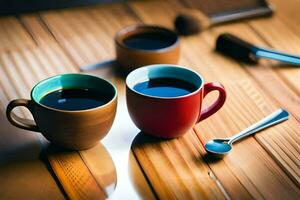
[228,109,289,144]
[255,47,300,66]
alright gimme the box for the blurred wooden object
[0,0,299,199]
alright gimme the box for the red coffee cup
[126,64,226,138]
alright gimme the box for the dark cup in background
[115,25,180,72]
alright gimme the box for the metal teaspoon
[204,108,289,156]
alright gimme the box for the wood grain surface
[0,0,299,199]
[48,143,117,200]
[48,149,107,200]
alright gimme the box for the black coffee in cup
[123,32,177,50]
[40,89,112,111]
[133,77,197,98]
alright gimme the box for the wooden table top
[0,0,300,199]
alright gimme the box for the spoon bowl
[204,139,232,156]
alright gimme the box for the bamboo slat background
[0,0,299,199]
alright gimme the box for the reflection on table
[47,143,117,200]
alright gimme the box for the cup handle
[197,82,226,122]
[6,99,39,132]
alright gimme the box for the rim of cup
[30,73,118,113]
[126,64,204,99]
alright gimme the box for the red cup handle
[197,82,226,122]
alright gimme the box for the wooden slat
[20,16,77,74]
[43,11,99,65]
[48,149,106,200]
[47,143,118,200]
[0,84,8,111]
[80,143,117,196]
[0,60,21,101]
[40,4,138,66]
[0,52,31,98]
[0,17,36,52]
[236,80,300,185]
[132,131,226,200]
[20,14,57,45]
[128,151,157,200]
[0,52,32,117]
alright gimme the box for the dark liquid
[123,32,175,50]
[40,89,110,111]
[133,78,197,98]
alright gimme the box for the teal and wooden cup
[6,74,117,150]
